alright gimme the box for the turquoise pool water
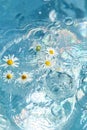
[0,0,87,130]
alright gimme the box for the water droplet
[49,10,57,22]
[64,17,73,26]
[38,11,42,15]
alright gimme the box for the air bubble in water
[64,17,73,26]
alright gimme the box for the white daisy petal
[38,56,56,71]
[13,57,19,61]
[16,72,33,85]
[3,70,14,83]
[2,55,19,68]
[43,47,58,58]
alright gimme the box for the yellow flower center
[21,74,27,80]
[45,60,51,66]
[49,49,54,55]
[6,74,13,79]
[7,59,14,65]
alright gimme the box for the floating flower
[36,45,41,52]
[29,41,42,52]
[3,70,14,83]
[46,47,57,57]
[2,55,19,68]
[38,56,56,70]
[16,72,33,84]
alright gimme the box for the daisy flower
[29,41,42,52]
[16,72,33,84]
[35,44,42,52]
[3,70,14,83]
[2,55,19,68]
[46,47,58,57]
[38,56,56,70]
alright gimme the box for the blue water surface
[0,0,87,130]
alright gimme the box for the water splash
[0,20,87,130]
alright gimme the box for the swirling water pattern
[0,0,87,130]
